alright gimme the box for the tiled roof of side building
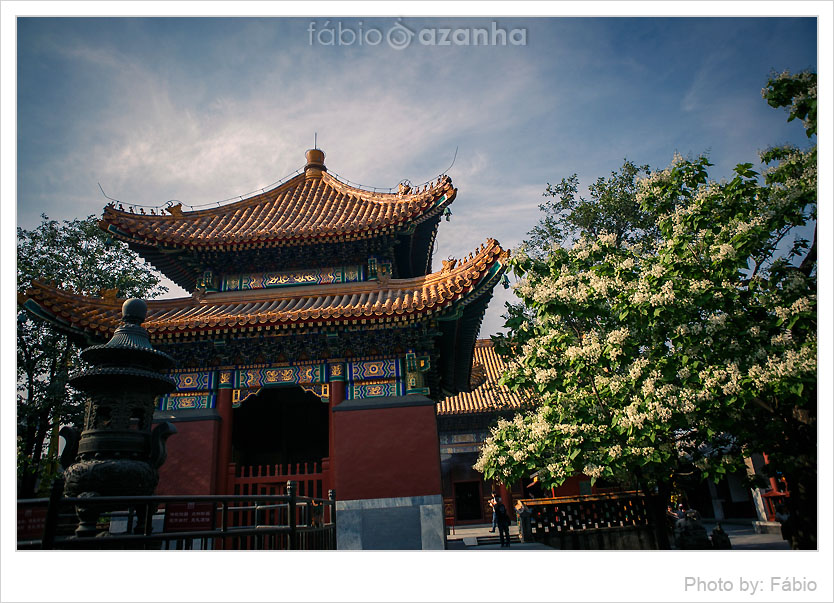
[437,339,535,416]
[23,239,508,341]
[100,149,456,250]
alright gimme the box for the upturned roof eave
[23,239,509,342]
[99,170,457,251]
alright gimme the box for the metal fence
[17,480,336,551]
[518,491,660,550]
[230,461,330,500]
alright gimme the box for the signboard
[17,506,48,541]
[163,502,215,532]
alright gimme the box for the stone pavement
[694,520,790,550]
[445,520,790,550]
[445,523,550,550]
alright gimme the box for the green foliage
[476,74,817,503]
[762,70,816,137]
[17,214,167,298]
[525,160,655,258]
[17,215,166,496]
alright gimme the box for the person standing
[495,499,511,547]
[488,493,498,532]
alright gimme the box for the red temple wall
[552,474,593,497]
[154,419,219,495]
[333,403,442,501]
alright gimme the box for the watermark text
[683,576,818,595]
[308,20,527,50]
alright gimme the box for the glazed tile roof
[24,239,507,342]
[101,166,455,250]
[437,339,534,416]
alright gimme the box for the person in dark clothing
[488,493,499,532]
[495,500,511,547]
[674,509,711,549]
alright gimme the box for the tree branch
[751,396,776,416]
[799,224,817,276]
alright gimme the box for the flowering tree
[476,72,817,548]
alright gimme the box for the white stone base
[753,521,782,535]
[336,494,445,550]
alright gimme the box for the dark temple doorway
[454,481,483,521]
[232,385,329,467]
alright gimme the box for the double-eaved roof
[23,149,509,397]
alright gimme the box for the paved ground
[445,523,550,550]
[445,520,790,551]
[696,520,789,550]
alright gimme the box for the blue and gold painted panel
[172,371,216,392]
[156,392,216,411]
[347,359,402,382]
[232,383,330,407]
[348,380,405,399]
[327,362,346,382]
[234,364,326,388]
[221,265,364,292]
[158,357,415,407]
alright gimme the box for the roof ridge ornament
[441,257,457,273]
[165,202,184,217]
[304,148,327,179]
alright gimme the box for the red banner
[163,502,215,532]
[17,506,48,541]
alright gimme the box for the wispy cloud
[16,17,817,338]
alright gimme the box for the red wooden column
[762,453,781,491]
[215,370,235,495]
[327,362,346,490]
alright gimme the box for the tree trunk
[780,386,817,550]
[785,462,816,549]
[29,409,51,494]
[649,480,672,550]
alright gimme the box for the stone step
[476,534,521,546]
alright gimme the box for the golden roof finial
[304,148,326,179]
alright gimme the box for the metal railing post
[329,489,336,550]
[255,501,265,550]
[287,481,297,550]
[219,501,228,550]
[41,477,64,550]
[143,503,153,535]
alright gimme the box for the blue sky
[16,17,817,335]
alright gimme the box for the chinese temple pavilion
[24,149,509,550]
